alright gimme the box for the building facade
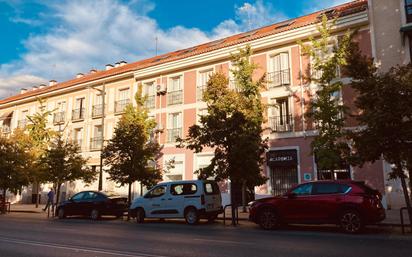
[0,0,407,208]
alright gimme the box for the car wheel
[136,208,145,223]
[57,208,66,219]
[339,210,363,234]
[258,208,278,230]
[90,209,100,220]
[185,207,199,225]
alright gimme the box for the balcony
[92,104,104,118]
[17,119,28,128]
[90,137,103,151]
[53,112,65,124]
[145,95,155,109]
[269,115,294,132]
[72,108,85,121]
[167,128,182,143]
[267,69,290,88]
[167,90,183,105]
[115,99,130,113]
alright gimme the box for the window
[73,128,83,147]
[71,192,85,201]
[269,52,290,87]
[144,82,156,109]
[268,98,293,132]
[167,112,182,142]
[91,125,103,150]
[167,76,183,105]
[83,191,99,200]
[204,182,219,195]
[145,186,166,198]
[313,183,340,195]
[170,183,197,195]
[292,183,313,196]
[119,88,130,101]
[311,46,340,80]
[197,69,213,101]
[57,101,66,112]
[115,88,130,113]
[73,98,85,120]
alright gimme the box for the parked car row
[56,180,385,233]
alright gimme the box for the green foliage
[179,45,267,187]
[299,14,353,170]
[40,133,95,203]
[102,85,162,194]
[345,41,412,176]
[0,135,30,195]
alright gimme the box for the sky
[0,0,351,99]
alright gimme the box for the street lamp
[91,83,106,191]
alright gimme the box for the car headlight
[248,201,256,207]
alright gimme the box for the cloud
[0,74,46,98]
[0,0,285,99]
[303,0,353,14]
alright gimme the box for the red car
[249,180,385,233]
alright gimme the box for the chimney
[114,62,120,67]
[90,68,97,74]
[76,73,84,78]
[119,60,127,66]
[20,88,27,94]
[105,64,114,70]
[39,84,47,89]
[49,80,57,86]
[32,86,39,91]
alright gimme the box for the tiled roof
[0,0,367,106]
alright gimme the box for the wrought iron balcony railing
[167,90,183,105]
[53,112,65,124]
[268,115,294,132]
[90,137,103,151]
[92,104,104,118]
[72,108,85,121]
[167,128,182,143]
[115,99,130,113]
[267,69,290,88]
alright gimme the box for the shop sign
[266,149,298,167]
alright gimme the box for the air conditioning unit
[156,84,167,95]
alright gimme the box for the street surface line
[0,236,169,257]
[193,238,253,245]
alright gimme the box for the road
[0,213,411,257]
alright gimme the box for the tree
[0,136,30,200]
[40,133,96,206]
[102,85,163,205]
[299,15,353,176]
[344,40,412,228]
[178,45,267,225]
[26,98,57,207]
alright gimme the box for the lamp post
[91,83,106,191]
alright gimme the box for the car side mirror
[287,192,297,199]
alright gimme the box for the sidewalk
[6,204,412,226]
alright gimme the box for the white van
[129,180,223,224]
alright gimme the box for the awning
[0,111,13,121]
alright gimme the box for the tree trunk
[230,180,241,226]
[34,179,39,208]
[140,183,143,196]
[399,167,412,232]
[241,180,247,213]
[127,182,132,221]
[2,188,6,201]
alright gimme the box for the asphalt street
[0,213,411,257]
